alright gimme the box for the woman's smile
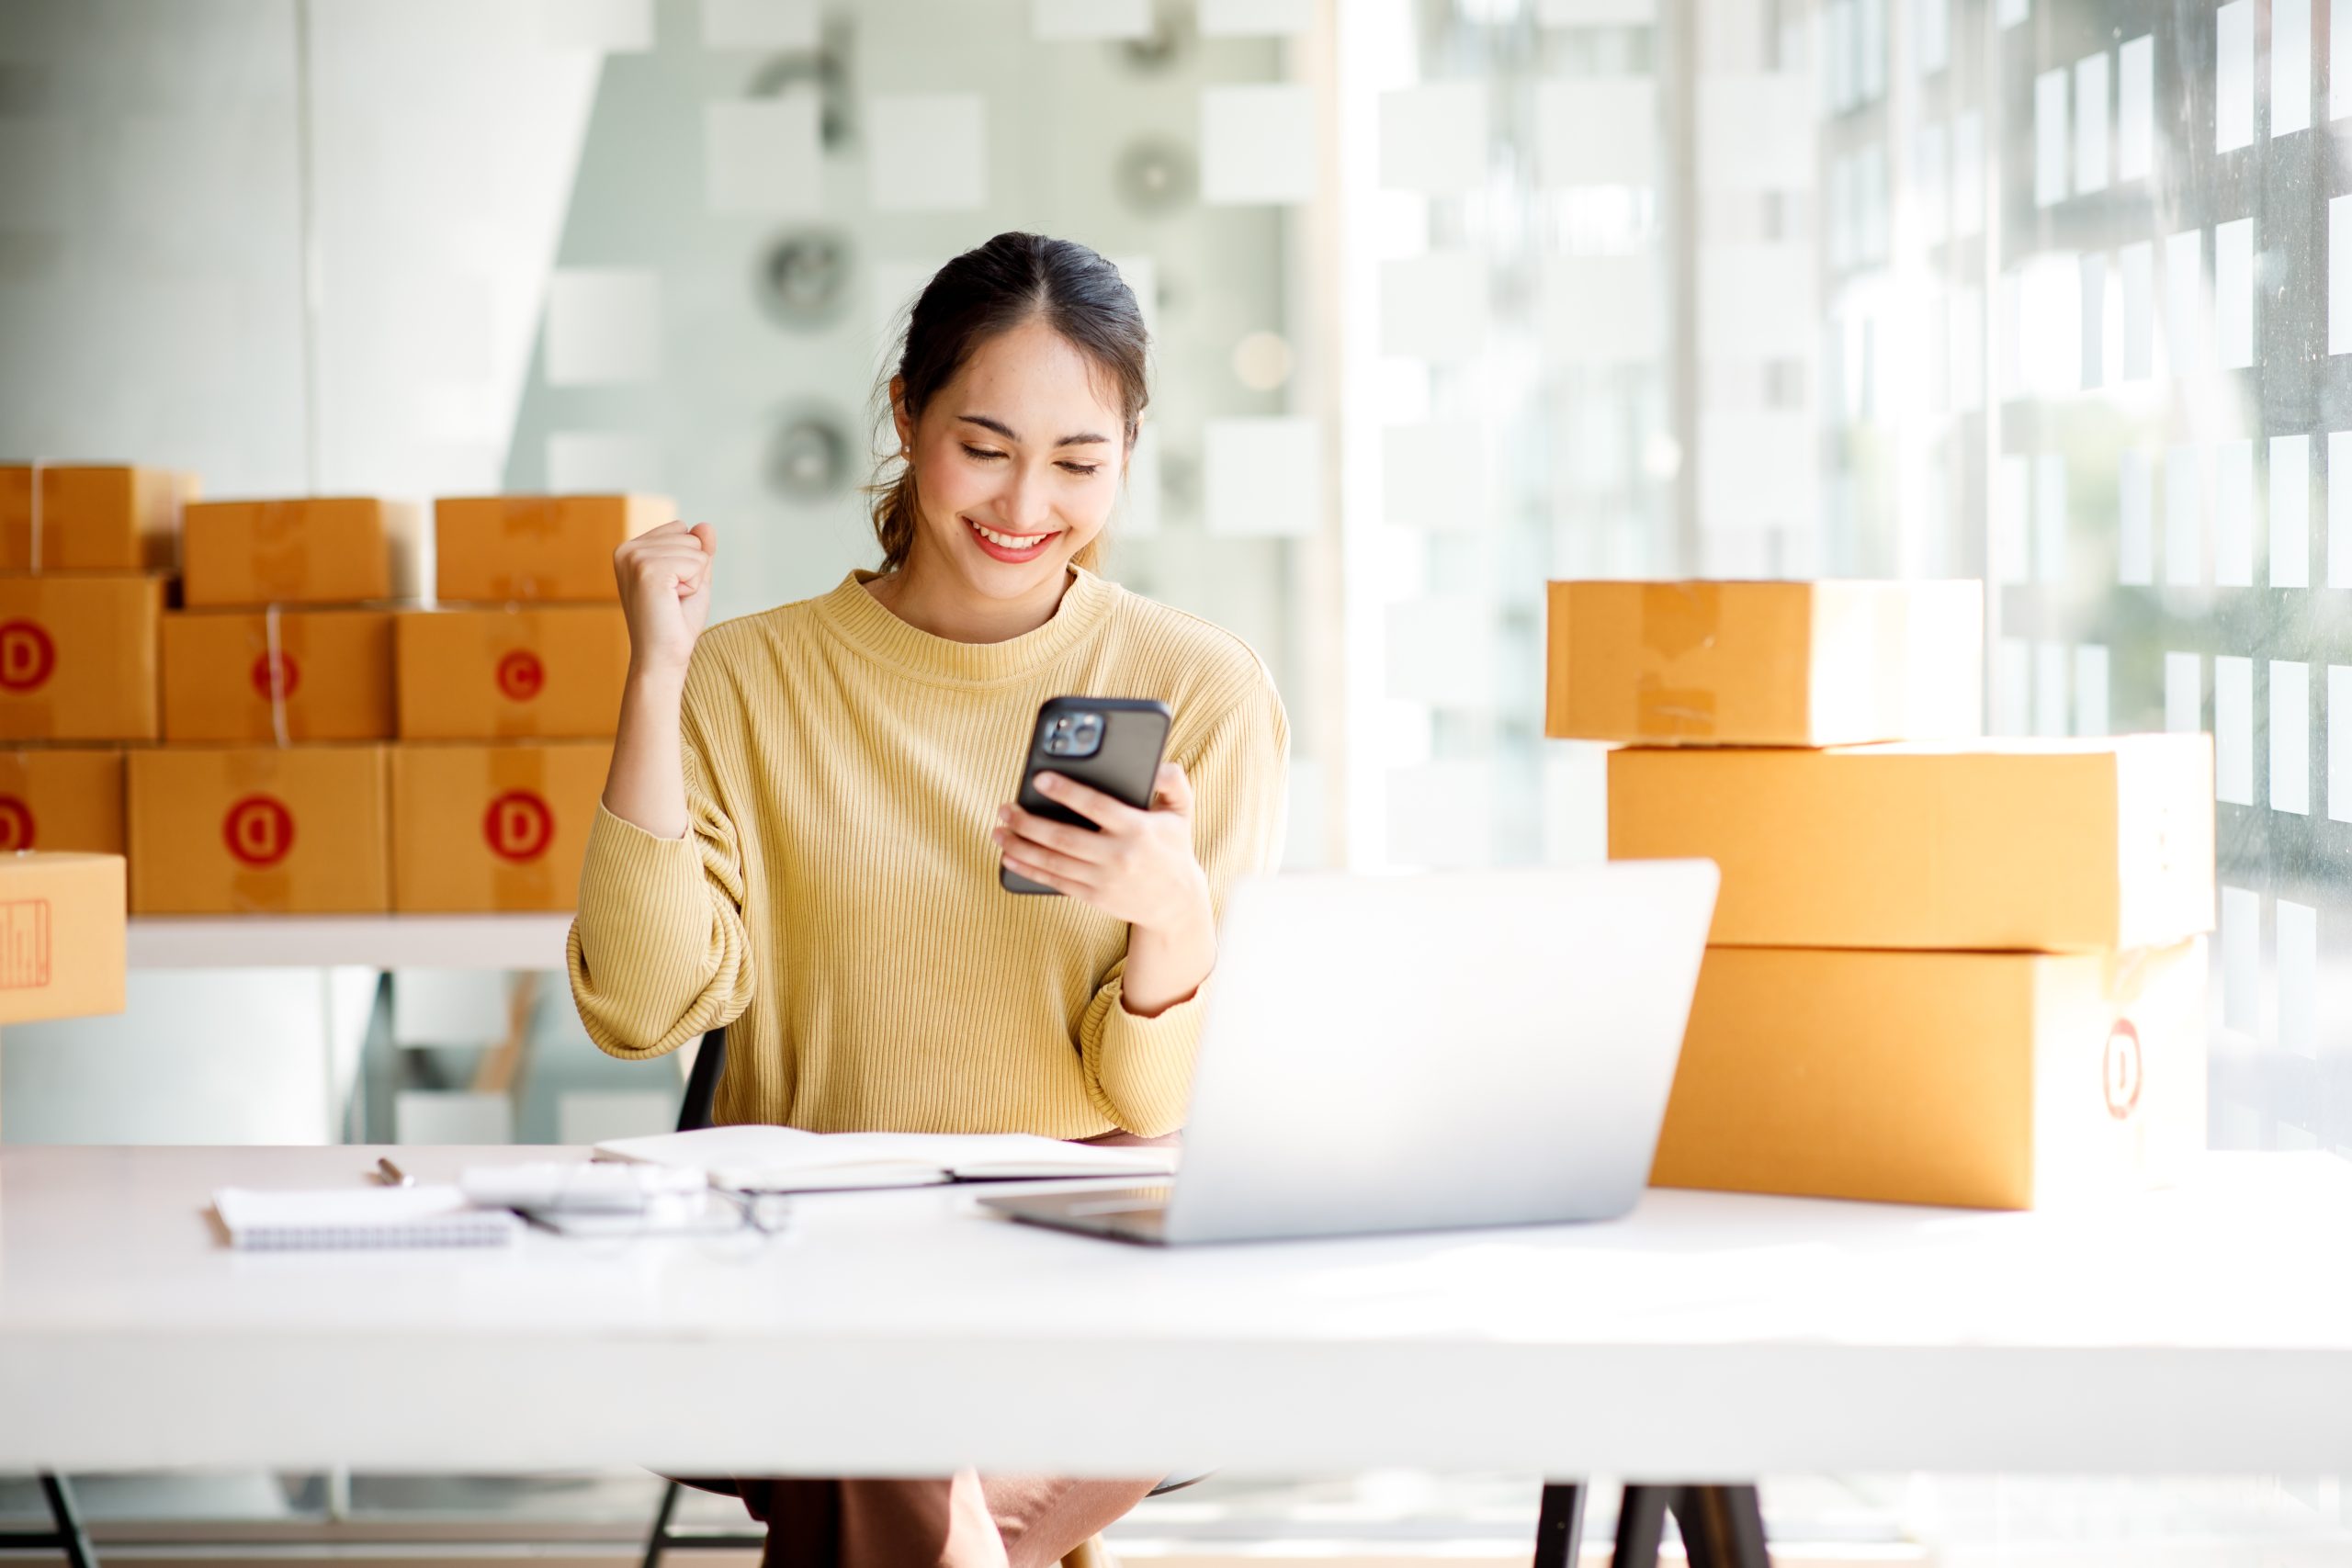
[964,514,1060,562]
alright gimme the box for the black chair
[639,1029,1209,1566]
[1533,1483,1769,1568]
[642,1028,771,1566]
[1,1474,96,1567]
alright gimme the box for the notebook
[213,1185,522,1250]
[593,1124,1181,1194]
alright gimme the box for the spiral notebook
[213,1185,522,1250]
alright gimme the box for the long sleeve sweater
[566,566,1290,1139]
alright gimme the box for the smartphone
[1001,695,1174,896]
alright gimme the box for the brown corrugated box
[0,574,163,741]
[162,608,395,742]
[394,605,628,739]
[0,749,125,854]
[0,465,197,571]
[1650,940,2207,1210]
[181,498,422,608]
[435,494,670,604]
[390,741,609,911]
[127,745,389,913]
[1608,736,2217,952]
[0,852,127,1024]
[1546,579,1984,746]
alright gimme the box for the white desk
[6,1145,2352,1476]
[128,914,573,971]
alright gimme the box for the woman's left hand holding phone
[993,765,1216,1017]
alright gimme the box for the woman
[567,231,1290,1567]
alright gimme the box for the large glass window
[1800,0,2344,1147]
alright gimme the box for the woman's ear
[889,377,913,451]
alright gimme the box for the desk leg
[1601,1483,1768,1568]
[40,1473,96,1568]
[1611,1483,1676,1568]
[1678,1484,1768,1568]
[640,1479,683,1568]
[1533,1482,1587,1568]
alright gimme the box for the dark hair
[871,231,1149,575]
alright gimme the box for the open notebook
[593,1124,1180,1193]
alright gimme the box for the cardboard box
[127,746,389,913]
[390,741,610,911]
[1650,940,2207,1210]
[181,498,421,608]
[0,749,126,854]
[1609,736,2216,952]
[0,852,127,1023]
[1545,579,1984,746]
[0,465,195,571]
[162,608,395,742]
[394,606,628,739]
[0,574,163,741]
[435,494,670,604]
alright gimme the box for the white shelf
[127,913,574,971]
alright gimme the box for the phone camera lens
[1041,710,1104,759]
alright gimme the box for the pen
[376,1157,413,1188]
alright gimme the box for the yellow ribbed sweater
[566,566,1290,1138]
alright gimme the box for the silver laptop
[979,859,1718,1246]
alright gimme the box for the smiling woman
[864,231,1149,632]
[565,231,1290,1568]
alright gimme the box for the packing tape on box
[254,501,312,601]
[169,469,191,575]
[494,497,558,600]
[1,576,57,738]
[262,604,291,749]
[224,748,295,913]
[0,747,33,852]
[486,746,558,908]
[492,617,547,739]
[1866,590,1912,734]
[2103,944,2162,1010]
[1636,581,1720,736]
[0,457,55,570]
[502,497,559,537]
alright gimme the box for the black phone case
[1001,696,1174,896]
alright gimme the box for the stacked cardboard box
[0,466,190,860]
[1547,579,2217,1210]
[0,749,126,856]
[0,849,129,1130]
[386,494,663,912]
[0,473,651,918]
[0,852,127,1023]
[0,463,193,572]
[130,498,421,914]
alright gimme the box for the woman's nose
[998,465,1055,531]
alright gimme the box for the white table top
[7,1144,2352,1475]
[128,914,573,971]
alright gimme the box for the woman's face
[892,317,1127,604]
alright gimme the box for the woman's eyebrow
[957,413,1111,446]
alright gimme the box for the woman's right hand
[615,520,717,682]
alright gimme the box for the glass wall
[1368,0,2352,1149]
[1340,0,1677,873]
[1802,0,2348,1147]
